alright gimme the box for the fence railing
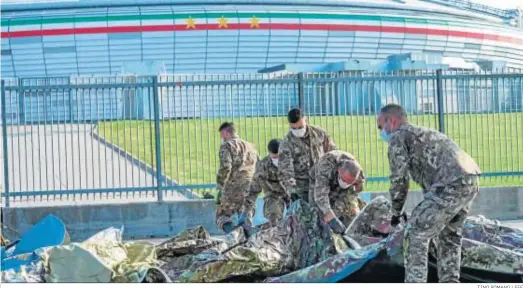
[1,70,522,206]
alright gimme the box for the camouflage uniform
[243,156,289,226]
[215,136,258,230]
[387,123,481,283]
[279,125,336,202]
[310,150,366,226]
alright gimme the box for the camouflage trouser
[332,194,363,227]
[215,179,253,230]
[404,176,479,283]
[263,196,288,226]
[292,185,309,203]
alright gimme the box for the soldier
[215,122,258,234]
[378,104,481,283]
[279,108,337,203]
[239,139,290,228]
[310,150,366,234]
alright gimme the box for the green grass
[98,113,523,194]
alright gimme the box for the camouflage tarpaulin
[161,200,343,283]
[156,196,522,283]
[266,196,523,282]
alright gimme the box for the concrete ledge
[2,200,222,242]
[2,186,522,242]
[365,186,523,221]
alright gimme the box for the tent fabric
[40,227,158,283]
[2,196,523,283]
[154,196,523,283]
[13,215,69,257]
[1,215,69,273]
[265,242,382,283]
[161,200,345,283]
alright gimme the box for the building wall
[1,5,523,78]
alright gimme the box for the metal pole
[152,77,163,202]
[436,69,445,133]
[298,72,304,110]
[1,80,10,207]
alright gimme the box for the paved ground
[0,124,188,207]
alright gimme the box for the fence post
[436,69,445,133]
[1,80,10,207]
[152,76,163,202]
[298,72,304,110]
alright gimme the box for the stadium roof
[1,0,518,23]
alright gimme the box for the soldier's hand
[328,218,347,234]
[223,222,234,233]
[391,212,408,227]
[237,211,248,225]
[241,223,260,238]
[289,188,301,202]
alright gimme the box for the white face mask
[290,126,306,138]
[220,138,225,144]
[271,158,279,167]
[338,177,352,189]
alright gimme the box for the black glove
[391,212,408,227]
[290,192,301,203]
[328,218,347,234]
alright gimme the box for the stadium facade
[0,0,522,124]
[1,0,523,77]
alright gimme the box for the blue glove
[223,222,234,233]
[237,211,248,225]
[328,218,347,234]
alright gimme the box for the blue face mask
[380,129,392,142]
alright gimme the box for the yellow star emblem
[185,17,196,29]
[217,16,228,28]
[249,16,260,28]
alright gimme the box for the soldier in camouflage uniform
[240,139,290,227]
[279,108,337,203]
[215,122,258,233]
[310,150,366,234]
[378,104,481,283]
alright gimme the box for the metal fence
[1,69,522,206]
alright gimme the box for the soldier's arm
[314,167,335,222]
[388,135,410,217]
[278,141,296,191]
[243,161,263,213]
[216,145,233,190]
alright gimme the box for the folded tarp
[41,227,158,283]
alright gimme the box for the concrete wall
[2,186,522,242]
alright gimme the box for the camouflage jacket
[278,125,337,191]
[243,156,287,213]
[388,123,481,216]
[310,150,366,216]
[216,136,258,191]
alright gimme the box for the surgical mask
[291,126,306,138]
[338,177,352,189]
[380,129,393,143]
[380,122,394,143]
[220,138,225,144]
[271,158,279,167]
